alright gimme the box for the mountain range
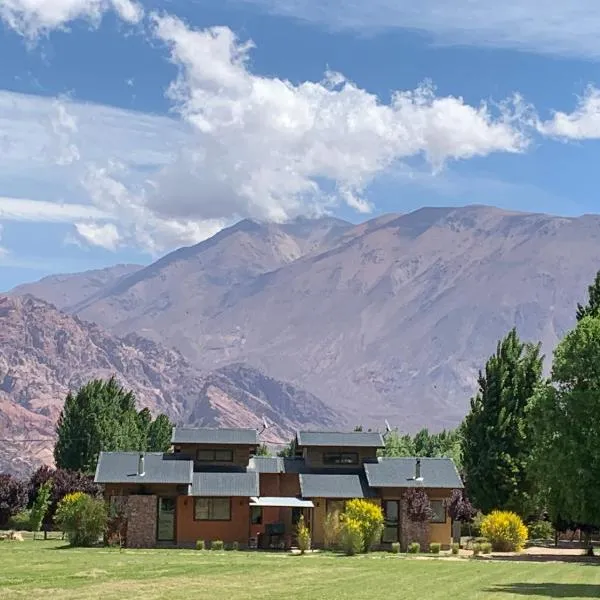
[4,204,600,474]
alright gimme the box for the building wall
[302,447,379,468]
[175,496,251,545]
[110,495,157,548]
[174,443,252,469]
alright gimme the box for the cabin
[94,427,462,549]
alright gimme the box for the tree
[404,488,433,522]
[461,328,543,516]
[255,444,271,457]
[146,414,174,452]
[29,480,52,536]
[0,474,27,528]
[576,270,600,321]
[447,489,476,523]
[54,377,172,472]
[528,316,600,552]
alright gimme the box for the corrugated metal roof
[172,427,259,445]
[364,457,463,489]
[191,472,259,497]
[94,452,193,485]
[247,456,307,474]
[299,473,376,498]
[296,431,384,448]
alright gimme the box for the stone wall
[399,498,430,552]
[110,495,157,548]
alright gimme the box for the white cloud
[0,196,108,222]
[537,86,600,140]
[0,0,143,38]
[74,222,121,250]
[142,15,528,225]
[237,0,600,59]
[0,224,7,259]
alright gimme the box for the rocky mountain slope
[0,295,339,475]
[9,205,600,435]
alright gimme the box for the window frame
[322,452,359,466]
[193,497,232,521]
[250,505,263,525]
[196,448,234,462]
[429,499,446,524]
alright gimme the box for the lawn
[1,540,600,600]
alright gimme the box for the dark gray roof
[296,431,384,448]
[299,473,376,498]
[172,427,259,445]
[247,456,307,474]
[364,457,463,489]
[191,472,259,497]
[94,452,193,485]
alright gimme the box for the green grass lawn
[1,540,600,600]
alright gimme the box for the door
[157,497,176,542]
[382,500,399,543]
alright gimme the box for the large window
[382,500,399,543]
[196,449,234,462]
[430,500,446,524]
[323,452,359,465]
[250,506,263,525]
[194,498,231,521]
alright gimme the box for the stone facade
[110,495,157,548]
[399,498,430,552]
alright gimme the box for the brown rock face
[0,295,341,475]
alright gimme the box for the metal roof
[247,456,307,474]
[191,472,259,497]
[299,473,376,498]
[94,452,193,485]
[250,497,314,508]
[364,457,463,489]
[296,431,384,448]
[172,427,259,445]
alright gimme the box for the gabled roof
[191,472,259,497]
[94,452,193,485]
[364,457,463,489]
[172,427,259,445]
[299,473,376,499]
[296,431,384,448]
[247,456,307,474]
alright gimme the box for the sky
[1,1,600,289]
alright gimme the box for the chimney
[138,453,145,477]
[415,458,421,480]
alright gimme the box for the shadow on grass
[488,553,600,564]
[487,583,600,597]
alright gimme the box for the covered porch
[249,496,314,549]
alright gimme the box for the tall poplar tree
[461,328,543,516]
[576,270,600,321]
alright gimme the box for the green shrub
[340,518,363,556]
[195,539,205,550]
[211,540,224,551]
[323,511,342,550]
[480,511,528,552]
[342,499,384,553]
[29,481,52,534]
[8,510,31,531]
[481,542,492,554]
[296,515,311,554]
[472,543,482,556]
[231,541,239,551]
[528,520,554,541]
[390,542,401,554]
[430,542,441,554]
[407,542,420,554]
[54,492,107,547]
[451,543,460,555]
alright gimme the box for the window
[323,452,359,465]
[430,500,446,524]
[382,500,399,543]
[251,506,263,525]
[196,449,234,462]
[326,500,345,516]
[194,498,231,521]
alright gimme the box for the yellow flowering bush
[55,492,107,547]
[340,517,363,556]
[342,499,384,552]
[480,510,527,552]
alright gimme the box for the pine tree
[576,270,600,321]
[461,328,543,516]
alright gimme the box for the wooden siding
[175,443,252,469]
[303,446,379,468]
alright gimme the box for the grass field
[1,540,600,600]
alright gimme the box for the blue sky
[1,0,600,289]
